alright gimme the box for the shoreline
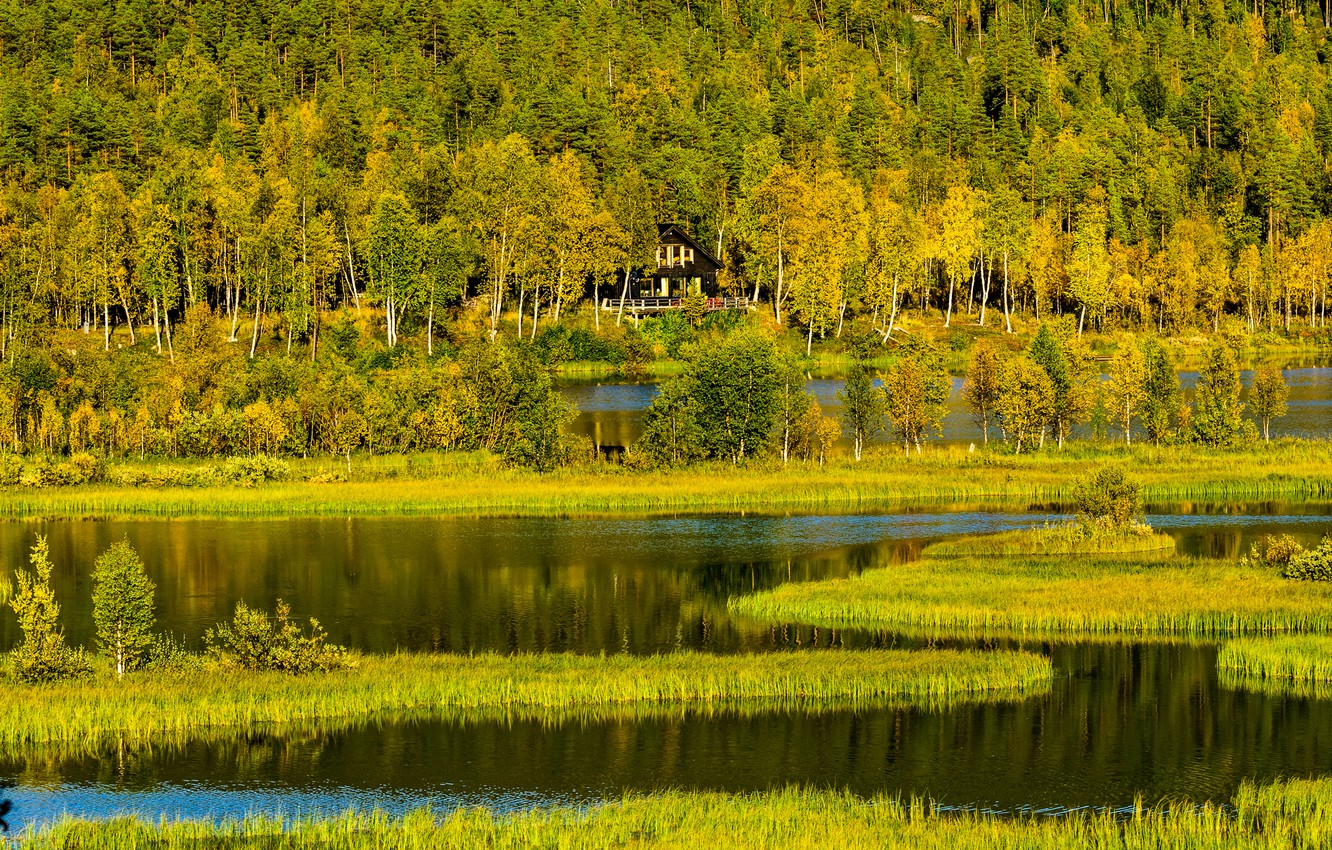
[4,443,1331,520]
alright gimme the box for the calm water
[563,366,1332,448]
[3,508,1331,653]
[5,507,1332,829]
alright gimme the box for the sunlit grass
[729,553,1332,640]
[924,526,1177,557]
[1218,636,1332,699]
[19,778,1332,848]
[4,441,1332,519]
[0,649,1051,756]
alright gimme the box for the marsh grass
[729,554,1332,640]
[924,526,1177,557]
[0,649,1051,755]
[19,778,1332,849]
[5,442,1332,519]
[1217,637,1332,698]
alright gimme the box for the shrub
[1071,468,1142,529]
[532,325,628,365]
[204,599,348,673]
[1282,537,1332,582]
[8,537,91,684]
[221,455,291,485]
[19,456,56,487]
[1244,534,1306,569]
[0,454,22,485]
[70,452,106,483]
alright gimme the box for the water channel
[4,504,1332,829]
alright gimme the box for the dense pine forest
[2,0,1331,466]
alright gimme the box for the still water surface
[4,506,1332,829]
[4,507,1331,653]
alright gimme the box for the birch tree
[455,135,541,341]
[938,185,983,328]
[92,539,156,679]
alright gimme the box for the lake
[4,505,1332,829]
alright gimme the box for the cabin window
[658,277,669,296]
[684,248,694,264]
[655,248,662,267]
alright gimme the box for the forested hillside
[5,0,1332,345]
[1,0,1331,465]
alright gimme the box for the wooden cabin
[601,224,750,315]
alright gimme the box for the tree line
[636,327,1291,466]
[3,0,1332,361]
[4,324,574,474]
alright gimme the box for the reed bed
[924,527,1178,557]
[0,650,1051,754]
[1218,636,1332,692]
[19,778,1332,849]
[729,555,1332,640]
[3,442,1331,519]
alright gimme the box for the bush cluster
[1071,469,1143,529]
[204,600,349,674]
[1281,537,1332,582]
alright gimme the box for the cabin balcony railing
[599,296,751,313]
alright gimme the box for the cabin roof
[657,223,722,270]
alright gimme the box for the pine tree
[1029,324,1092,448]
[92,539,157,678]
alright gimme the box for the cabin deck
[600,296,752,313]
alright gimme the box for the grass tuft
[1218,636,1332,699]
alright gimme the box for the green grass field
[0,649,1052,757]
[5,441,1332,519]
[18,778,1332,848]
[728,553,1332,640]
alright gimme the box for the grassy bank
[924,526,1177,557]
[728,554,1332,640]
[0,649,1051,755]
[6,442,1332,519]
[19,778,1332,849]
